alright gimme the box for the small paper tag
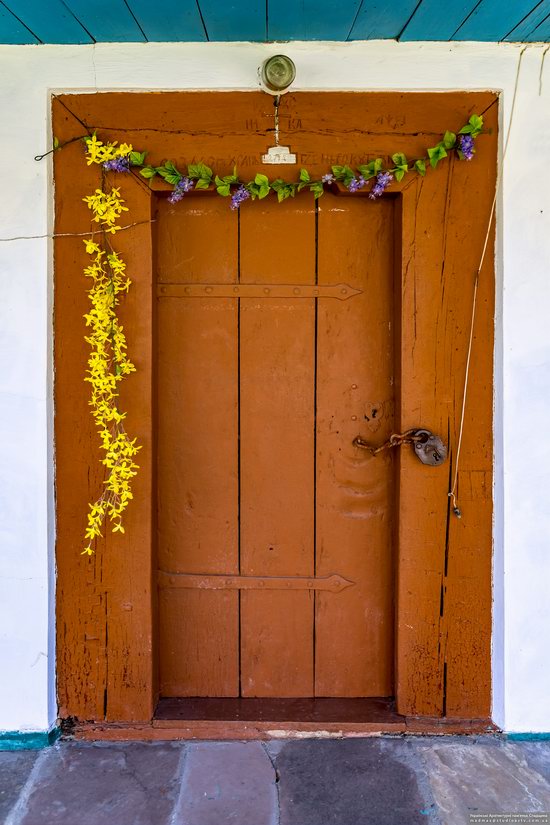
[261,145,297,165]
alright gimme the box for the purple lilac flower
[103,156,130,173]
[168,176,194,204]
[368,171,393,200]
[230,185,251,211]
[459,134,475,161]
[322,173,335,184]
[348,175,366,193]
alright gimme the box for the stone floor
[1,736,549,825]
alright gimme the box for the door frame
[53,90,497,730]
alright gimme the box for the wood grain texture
[315,194,395,697]
[54,98,155,722]
[54,91,496,723]
[239,199,316,697]
[156,196,239,696]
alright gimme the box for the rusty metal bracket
[157,282,361,300]
[158,571,354,592]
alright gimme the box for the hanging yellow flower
[81,183,140,555]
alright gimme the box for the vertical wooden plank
[156,196,240,697]
[396,171,453,717]
[396,96,497,717]
[315,193,395,697]
[439,100,497,717]
[240,198,316,697]
[103,181,156,721]
[54,101,155,721]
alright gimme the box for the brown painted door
[157,191,395,698]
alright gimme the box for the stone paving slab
[174,741,278,825]
[0,752,38,823]
[1,736,550,825]
[416,737,550,825]
[8,742,184,825]
[267,737,436,825]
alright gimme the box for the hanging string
[0,218,155,243]
[449,45,526,518]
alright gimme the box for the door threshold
[70,698,498,740]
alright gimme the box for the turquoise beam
[63,0,146,41]
[504,0,550,39]
[453,0,540,40]
[267,0,362,41]
[0,1,38,43]
[401,1,480,41]
[523,9,550,39]
[197,1,266,41]
[3,0,92,43]
[129,0,207,41]
[348,0,420,39]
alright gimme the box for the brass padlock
[413,429,448,466]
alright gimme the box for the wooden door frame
[53,90,497,730]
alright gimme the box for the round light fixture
[260,55,296,94]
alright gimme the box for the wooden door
[54,91,496,724]
[156,192,396,698]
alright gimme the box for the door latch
[353,428,447,467]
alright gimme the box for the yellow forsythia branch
[81,179,140,555]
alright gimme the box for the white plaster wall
[0,40,548,733]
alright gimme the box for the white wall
[0,39,548,733]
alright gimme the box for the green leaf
[311,182,324,199]
[214,175,225,187]
[216,183,231,196]
[342,165,355,184]
[254,173,270,187]
[357,163,376,180]
[414,159,426,176]
[187,163,201,179]
[194,178,211,190]
[53,136,60,150]
[299,168,310,183]
[258,183,270,199]
[458,124,473,135]
[442,131,456,149]
[427,144,447,168]
[197,162,213,181]
[331,165,346,179]
[140,166,157,179]
[392,152,407,167]
[165,160,178,174]
[270,178,285,192]
[394,168,406,182]
[164,173,181,185]
[129,150,146,166]
[373,158,384,174]
[469,113,483,131]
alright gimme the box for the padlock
[413,429,448,466]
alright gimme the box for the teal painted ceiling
[1,0,549,44]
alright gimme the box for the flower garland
[79,113,483,554]
[81,141,141,554]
